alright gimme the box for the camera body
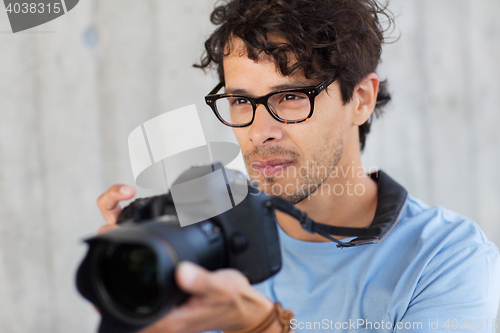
[76,166,282,333]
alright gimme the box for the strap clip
[299,211,315,234]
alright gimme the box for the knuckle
[213,270,247,300]
[222,269,249,286]
[96,193,106,207]
[97,185,122,209]
[219,286,238,302]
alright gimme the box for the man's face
[223,38,353,203]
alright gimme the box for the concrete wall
[0,0,498,332]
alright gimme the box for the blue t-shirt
[252,195,500,332]
[205,171,500,333]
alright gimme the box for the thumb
[175,261,210,294]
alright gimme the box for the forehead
[222,37,308,91]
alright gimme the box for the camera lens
[100,243,162,316]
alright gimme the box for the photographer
[96,0,500,332]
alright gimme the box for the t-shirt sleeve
[395,243,500,332]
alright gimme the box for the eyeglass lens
[215,91,311,126]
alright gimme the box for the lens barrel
[89,220,226,325]
[101,244,161,315]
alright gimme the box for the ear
[351,73,380,126]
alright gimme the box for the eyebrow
[224,80,313,96]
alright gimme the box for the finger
[175,261,247,296]
[97,184,135,225]
[172,263,269,333]
[98,224,119,235]
[175,261,205,293]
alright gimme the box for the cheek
[301,129,331,159]
[233,128,250,150]
[313,90,349,131]
[297,112,343,158]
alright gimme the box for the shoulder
[388,196,500,319]
[391,195,499,296]
[383,194,499,293]
[396,195,497,251]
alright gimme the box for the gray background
[0,0,499,332]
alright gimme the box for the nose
[247,104,284,147]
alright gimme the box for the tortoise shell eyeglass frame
[204,76,337,128]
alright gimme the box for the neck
[275,154,378,242]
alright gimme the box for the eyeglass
[204,76,337,127]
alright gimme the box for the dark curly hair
[194,0,395,151]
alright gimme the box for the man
[97,0,500,332]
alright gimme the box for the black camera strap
[269,170,409,248]
[270,197,377,247]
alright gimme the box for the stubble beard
[244,135,344,204]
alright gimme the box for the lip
[250,159,293,177]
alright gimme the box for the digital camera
[76,165,282,333]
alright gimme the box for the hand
[139,261,281,333]
[96,184,136,234]
[96,186,285,333]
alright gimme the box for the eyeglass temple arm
[316,77,336,93]
[208,82,225,95]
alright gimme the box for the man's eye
[231,98,250,105]
[283,94,304,101]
